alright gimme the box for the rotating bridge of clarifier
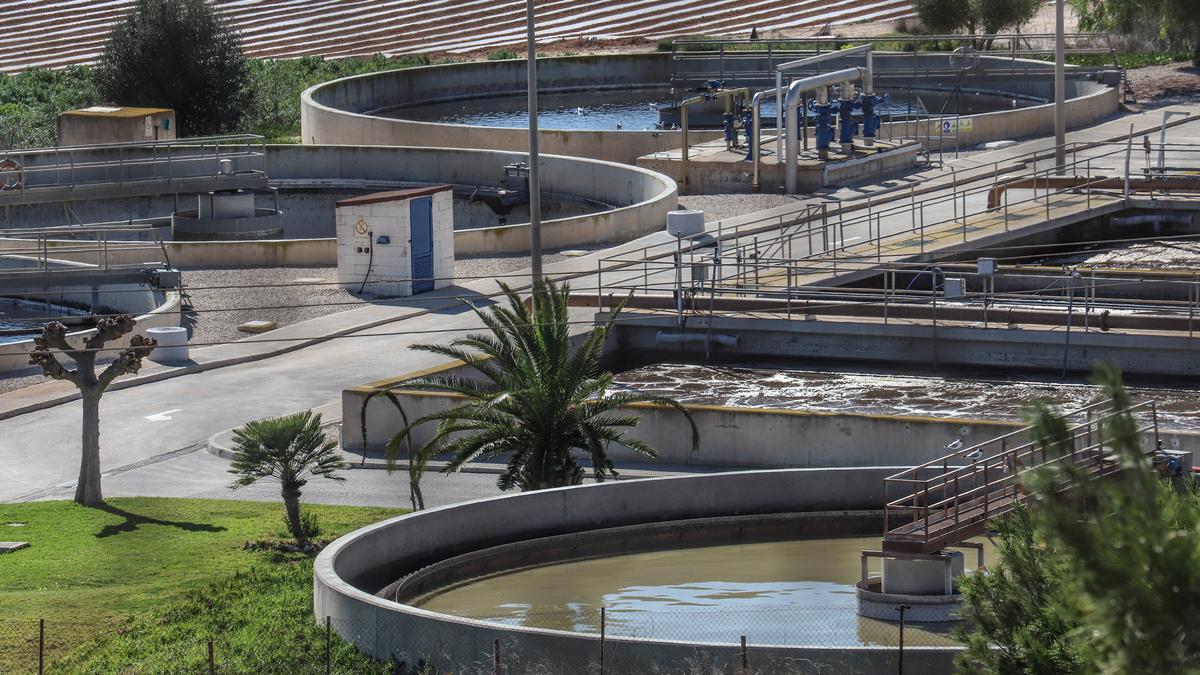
[879,399,1161,555]
[851,399,1163,621]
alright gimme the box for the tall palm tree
[228,410,346,548]
[387,278,698,492]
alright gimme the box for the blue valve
[835,98,859,146]
[808,99,836,152]
[742,108,755,159]
[861,93,888,139]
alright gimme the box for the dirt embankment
[1127,62,1200,101]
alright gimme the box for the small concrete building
[335,186,454,296]
[57,106,176,146]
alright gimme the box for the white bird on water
[575,107,584,115]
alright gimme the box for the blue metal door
[410,197,434,294]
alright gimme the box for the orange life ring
[0,157,23,191]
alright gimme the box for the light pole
[526,0,543,287]
[1054,0,1066,173]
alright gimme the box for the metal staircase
[881,399,1161,555]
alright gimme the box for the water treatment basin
[413,535,993,648]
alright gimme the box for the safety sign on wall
[941,118,974,134]
[354,217,371,250]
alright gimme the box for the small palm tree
[228,410,346,548]
[387,278,698,492]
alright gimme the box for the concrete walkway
[2,105,1198,505]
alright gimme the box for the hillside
[0,0,915,73]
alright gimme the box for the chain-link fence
[1,605,962,674]
[332,605,961,675]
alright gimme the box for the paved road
[0,303,572,503]
[3,106,1198,506]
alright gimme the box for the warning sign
[941,118,974,134]
[354,218,369,235]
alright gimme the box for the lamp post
[526,0,543,287]
[1054,0,1066,173]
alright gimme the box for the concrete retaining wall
[314,469,960,674]
[301,53,724,165]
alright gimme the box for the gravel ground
[677,194,805,222]
[1128,63,1200,102]
[182,267,364,348]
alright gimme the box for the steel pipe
[784,67,864,193]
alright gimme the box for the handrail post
[982,464,989,521]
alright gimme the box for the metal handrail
[882,400,1159,550]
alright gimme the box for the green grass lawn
[0,498,403,672]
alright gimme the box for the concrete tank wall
[301,52,1118,165]
[301,53,724,164]
[0,143,678,262]
[261,144,676,254]
[314,469,959,674]
[344,383,1024,468]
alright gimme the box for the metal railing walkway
[881,399,1161,554]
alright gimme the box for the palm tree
[228,410,346,548]
[387,278,698,492]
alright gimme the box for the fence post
[896,604,910,675]
[325,616,332,675]
[740,635,749,675]
[493,638,501,675]
[207,639,215,675]
[38,618,44,675]
[599,607,606,675]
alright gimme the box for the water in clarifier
[611,362,1200,429]
[0,298,83,344]
[384,87,1026,131]
[415,536,989,646]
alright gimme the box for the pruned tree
[28,316,156,506]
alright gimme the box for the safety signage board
[941,118,974,134]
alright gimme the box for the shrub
[95,0,251,136]
[487,49,520,61]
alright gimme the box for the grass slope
[0,498,401,672]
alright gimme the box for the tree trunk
[1193,40,1199,68]
[75,389,103,506]
[282,485,306,547]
